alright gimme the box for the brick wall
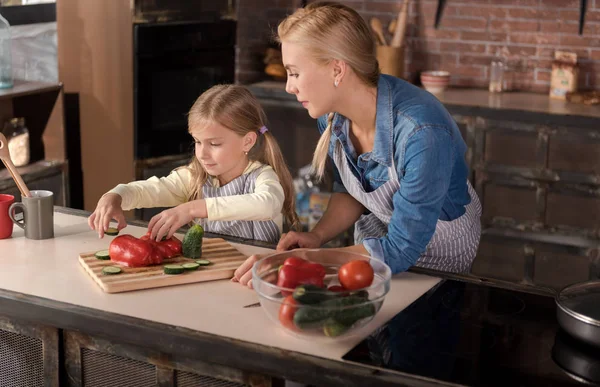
[236,0,600,92]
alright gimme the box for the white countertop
[0,211,441,361]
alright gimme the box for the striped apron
[333,140,482,273]
[197,167,280,244]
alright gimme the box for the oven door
[134,48,234,159]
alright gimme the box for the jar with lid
[4,117,30,167]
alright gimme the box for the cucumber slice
[102,266,122,275]
[182,262,200,271]
[195,259,212,266]
[105,227,119,236]
[164,264,185,275]
[94,249,110,260]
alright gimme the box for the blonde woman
[234,2,481,287]
[89,84,299,243]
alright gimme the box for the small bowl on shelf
[252,249,392,340]
[420,70,451,94]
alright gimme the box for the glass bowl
[252,249,392,340]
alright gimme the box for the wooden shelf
[0,80,62,101]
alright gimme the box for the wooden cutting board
[79,238,247,293]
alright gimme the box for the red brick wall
[236,0,600,92]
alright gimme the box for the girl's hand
[88,193,127,238]
[148,202,194,241]
[276,231,322,251]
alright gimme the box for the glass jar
[489,61,504,93]
[4,117,30,167]
[0,11,13,89]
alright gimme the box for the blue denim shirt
[318,74,472,273]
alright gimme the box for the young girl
[88,84,299,243]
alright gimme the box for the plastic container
[252,249,392,340]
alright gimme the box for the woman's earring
[334,79,339,87]
[244,151,248,155]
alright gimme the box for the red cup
[0,194,15,239]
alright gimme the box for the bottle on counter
[0,11,13,89]
[4,118,30,167]
[489,60,504,93]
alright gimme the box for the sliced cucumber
[94,249,110,260]
[105,227,119,236]
[164,264,185,275]
[182,262,200,271]
[102,266,122,275]
[195,259,212,266]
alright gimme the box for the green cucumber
[182,262,200,271]
[94,249,110,260]
[292,285,337,304]
[293,295,371,330]
[351,290,370,300]
[163,264,185,275]
[105,227,119,236]
[102,266,122,275]
[183,224,204,258]
[333,303,376,327]
[195,259,212,266]
[293,306,332,330]
[323,319,350,337]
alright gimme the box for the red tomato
[328,285,346,293]
[338,260,374,290]
[278,295,299,332]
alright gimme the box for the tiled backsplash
[236,0,600,92]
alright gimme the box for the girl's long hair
[186,84,300,230]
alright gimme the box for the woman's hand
[232,253,265,289]
[148,202,194,241]
[88,193,126,238]
[276,231,322,251]
[233,231,323,289]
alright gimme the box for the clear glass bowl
[252,249,392,340]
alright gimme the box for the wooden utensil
[389,19,397,34]
[79,237,248,293]
[391,0,409,48]
[0,132,31,198]
[370,17,387,46]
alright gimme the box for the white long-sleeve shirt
[108,161,285,233]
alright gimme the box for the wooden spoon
[370,17,387,46]
[0,132,31,197]
[391,0,409,48]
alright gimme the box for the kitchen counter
[248,81,600,128]
[0,206,446,386]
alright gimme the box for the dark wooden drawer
[0,316,59,387]
[64,330,274,387]
[548,133,600,176]
[481,183,539,226]
[484,131,539,168]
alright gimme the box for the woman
[234,2,481,288]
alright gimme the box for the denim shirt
[318,74,472,273]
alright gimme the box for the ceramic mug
[9,190,54,240]
[0,194,15,239]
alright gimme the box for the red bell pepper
[277,257,326,295]
[140,232,182,258]
[109,235,164,267]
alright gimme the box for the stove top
[342,279,600,386]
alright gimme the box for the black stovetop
[343,279,600,386]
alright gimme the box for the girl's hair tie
[259,126,269,134]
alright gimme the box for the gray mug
[9,190,54,240]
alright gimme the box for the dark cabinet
[0,161,69,206]
[0,315,59,387]
[63,330,274,387]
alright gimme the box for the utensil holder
[376,45,405,79]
